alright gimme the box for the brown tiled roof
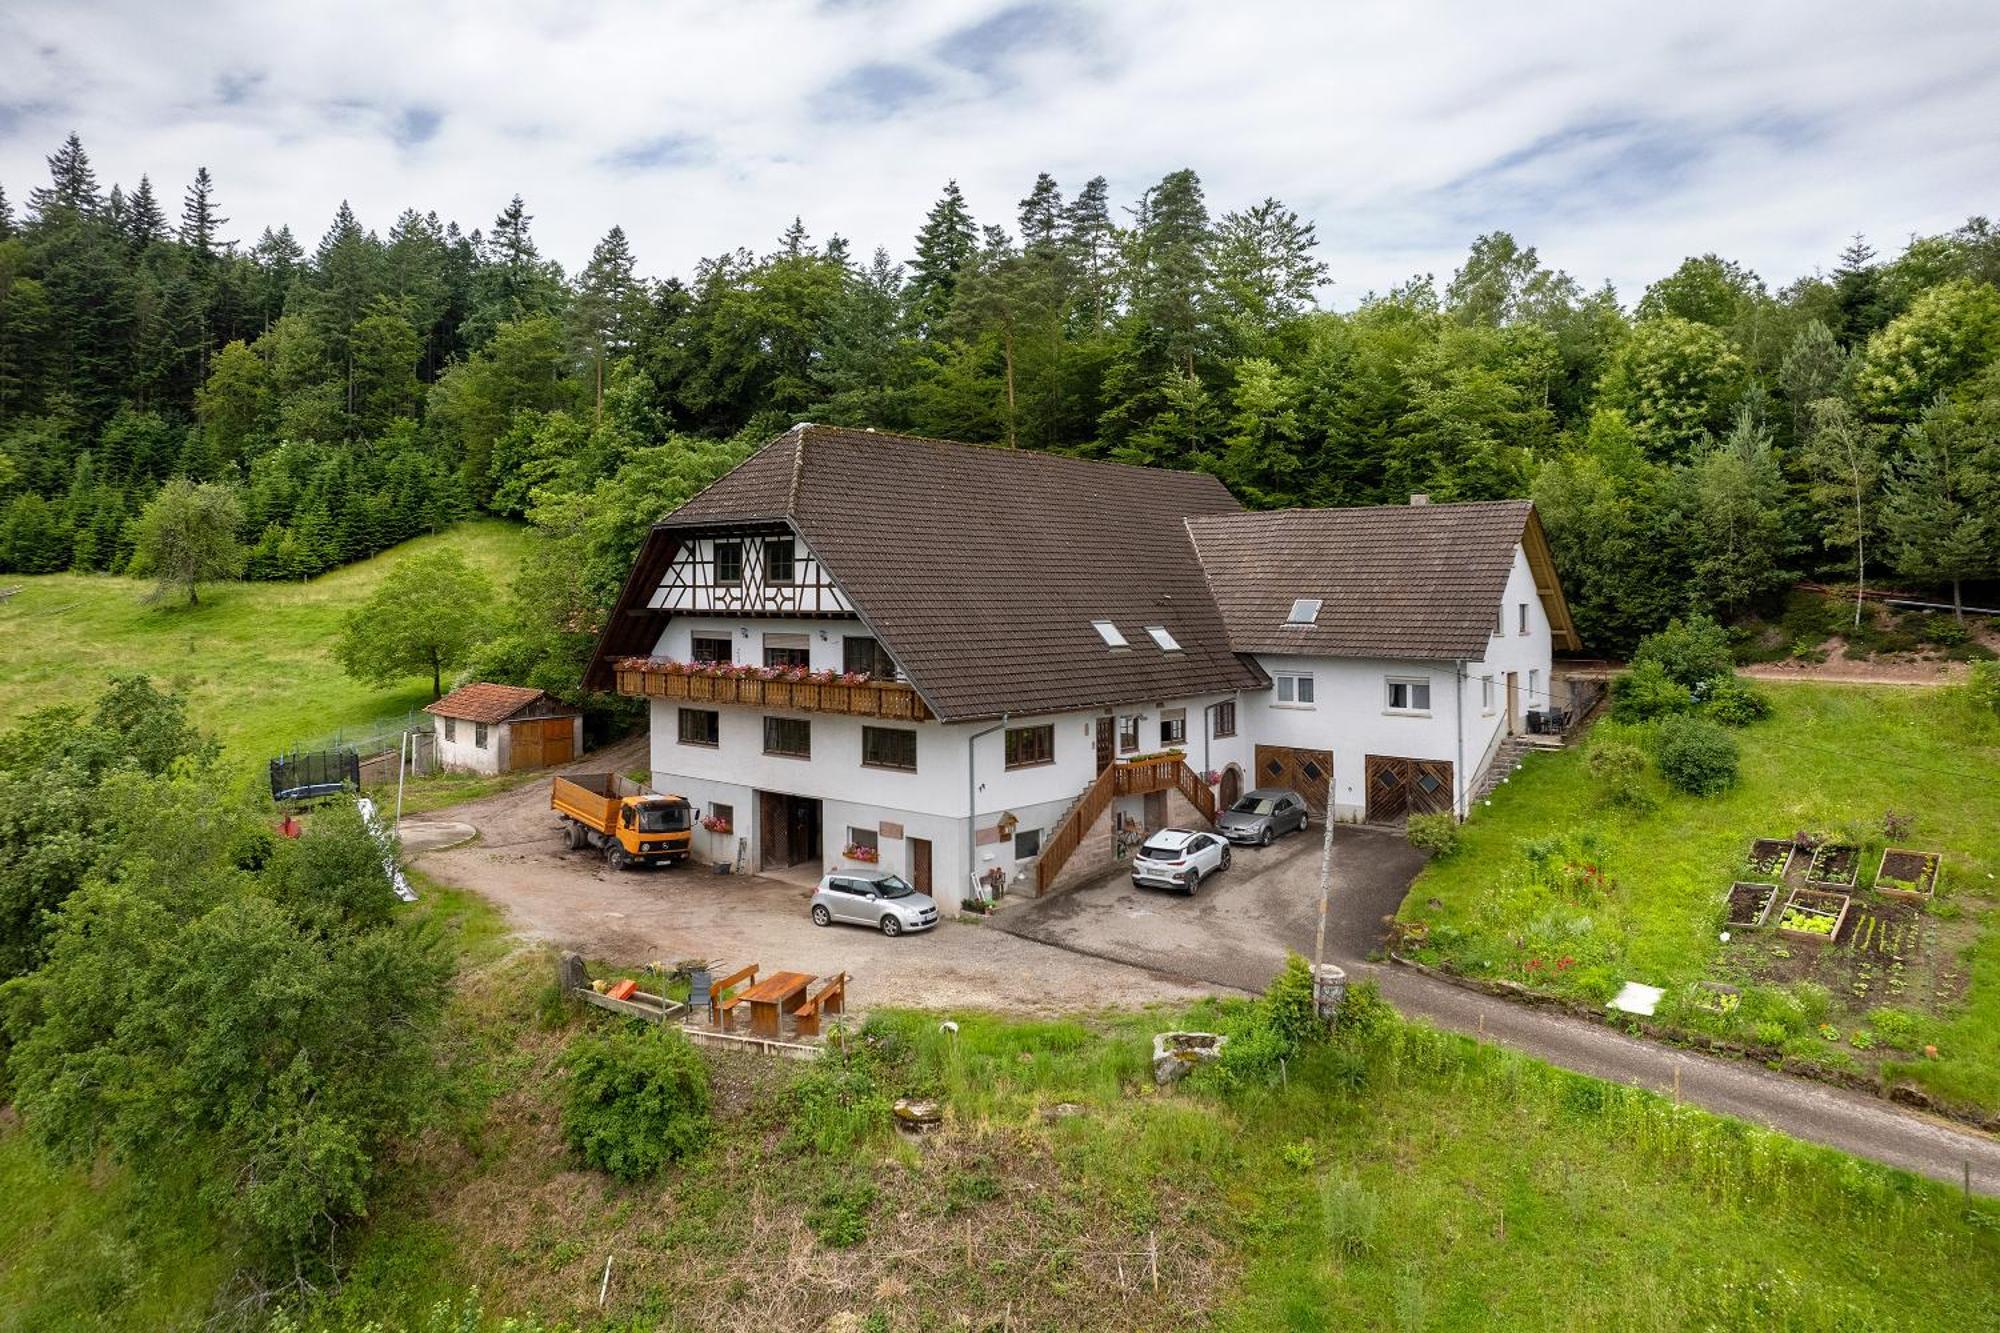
[599,426,1267,720]
[1186,500,1579,659]
[425,682,564,723]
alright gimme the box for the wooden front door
[1095,717,1114,773]
[1253,745,1334,816]
[758,792,823,868]
[1365,756,1455,823]
[909,837,933,894]
[758,790,784,868]
[1220,765,1243,810]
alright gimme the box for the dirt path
[413,739,1215,1015]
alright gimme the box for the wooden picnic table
[740,970,815,1039]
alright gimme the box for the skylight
[1092,620,1129,648]
[1146,626,1182,652]
[1286,598,1323,626]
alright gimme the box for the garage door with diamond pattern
[1254,745,1333,816]
[1365,755,1454,822]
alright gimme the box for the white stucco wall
[433,715,506,775]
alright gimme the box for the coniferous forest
[3,132,1999,688]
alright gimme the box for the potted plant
[844,841,881,863]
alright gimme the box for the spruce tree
[127,174,168,247]
[179,166,229,259]
[1018,173,1063,252]
[906,180,978,338]
[570,225,645,417]
[0,182,13,239]
[28,132,101,221]
[1059,175,1118,334]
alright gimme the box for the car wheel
[880,915,902,937]
[1219,847,1231,871]
[1184,869,1200,896]
[811,905,832,927]
[1259,826,1274,847]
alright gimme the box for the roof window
[1146,626,1182,652]
[1285,598,1322,626]
[1091,620,1129,648]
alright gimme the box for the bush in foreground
[1404,812,1461,857]
[1586,738,1651,808]
[562,1024,712,1181]
[1654,714,1740,795]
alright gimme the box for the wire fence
[282,707,433,763]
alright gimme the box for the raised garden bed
[1874,847,1941,903]
[1805,843,1859,888]
[1746,838,1797,881]
[1775,886,1852,945]
[1724,881,1779,929]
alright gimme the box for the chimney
[1409,493,1430,506]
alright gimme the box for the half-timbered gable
[646,526,855,617]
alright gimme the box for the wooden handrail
[1175,761,1217,824]
[1034,762,1120,895]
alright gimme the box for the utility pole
[1310,799,1336,1014]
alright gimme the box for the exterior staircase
[1470,735,1544,806]
[1029,755,1216,895]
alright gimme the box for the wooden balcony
[613,662,934,721]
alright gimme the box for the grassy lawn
[1399,680,2000,1112]
[0,520,531,768]
[5,927,1998,1330]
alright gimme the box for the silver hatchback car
[1216,788,1311,845]
[809,869,940,936]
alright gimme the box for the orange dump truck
[551,773,694,870]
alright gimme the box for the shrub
[1698,674,1770,726]
[1632,614,1735,687]
[1585,740,1649,808]
[1334,979,1395,1045]
[1280,1141,1318,1172]
[1968,660,2000,716]
[1654,715,1739,796]
[1266,952,1323,1053]
[1610,658,1694,721]
[1405,812,1461,857]
[561,1025,712,1181]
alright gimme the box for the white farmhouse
[585,426,1579,912]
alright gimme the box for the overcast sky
[3,1,1996,306]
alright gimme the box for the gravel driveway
[411,739,1218,1014]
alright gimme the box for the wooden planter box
[1745,838,1798,881]
[1724,881,1780,929]
[1775,886,1851,945]
[1804,843,1859,889]
[1873,848,1941,903]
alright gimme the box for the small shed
[425,683,582,776]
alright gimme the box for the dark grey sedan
[1216,788,1311,845]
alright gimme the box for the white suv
[1130,828,1231,894]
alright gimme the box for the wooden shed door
[1254,746,1333,816]
[1365,756,1454,822]
[510,717,575,772]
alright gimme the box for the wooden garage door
[510,716,575,771]
[1365,755,1454,822]
[1254,745,1333,815]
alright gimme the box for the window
[843,635,897,679]
[1091,619,1129,648]
[1159,709,1187,746]
[474,722,490,749]
[1518,602,1529,635]
[1118,715,1140,753]
[1004,724,1054,769]
[763,632,810,668]
[1275,673,1315,706]
[847,826,879,855]
[1529,668,1541,704]
[1014,828,1042,859]
[1286,598,1322,626]
[443,717,456,742]
[691,635,733,664]
[1145,625,1182,652]
[763,716,811,758]
[1494,605,1505,636]
[678,707,720,747]
[1213,700,1237,737]
[861,725,917,771]
[764,537,795,583]
[1386,677,1432,713]
[1481,675,1495,713]
[713,540,743,584]
[710,801,734,832]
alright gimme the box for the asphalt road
[995,822,2000,1196]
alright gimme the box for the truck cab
[617,795,694,863]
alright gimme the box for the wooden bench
[709,963,758,1030]
[792,972,849,1037]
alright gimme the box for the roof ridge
[797,424,1237,494]
[786,423,809,516]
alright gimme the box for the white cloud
[2,0,1995,304]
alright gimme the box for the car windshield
[868,875,916,899]
[1230,797,1278,816]
[636,803,690,832]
